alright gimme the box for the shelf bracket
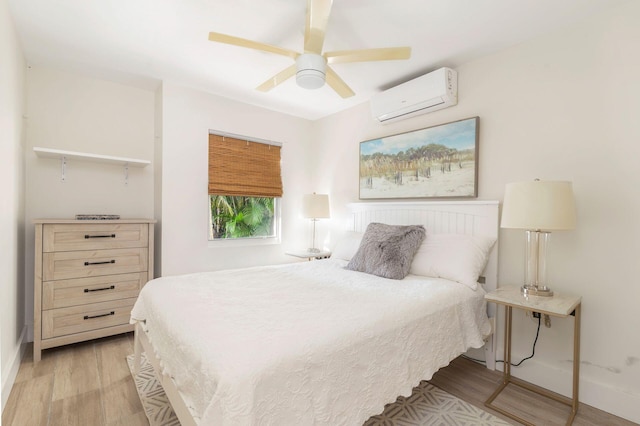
[33,146,151,184]
[61,156,67,182]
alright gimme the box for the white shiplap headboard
[348,201,500,297]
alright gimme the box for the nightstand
[285,250,332,261]
[484,286,582,426]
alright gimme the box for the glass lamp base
[521,285,554,297]
[307,247,320,253]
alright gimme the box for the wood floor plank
[105,411,149,426]
[96,333,147,423]
[13,347,57,384]
[49,389,104,426]
[101,376,145,422]
[96,334,134,386]
[51,341,101,401]
[1,374,53,426]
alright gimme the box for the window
[208,133,283,241]
[209,196,277,239]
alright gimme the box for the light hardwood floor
[430,357,637,426]
[2,333,636,426]
[2,333,147,426]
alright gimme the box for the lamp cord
[462,314,542,366]
[497,314,541,366]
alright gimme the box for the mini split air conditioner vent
[370,67,458,124]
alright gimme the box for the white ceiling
[8,0,627,120]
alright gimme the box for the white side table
[285,250,332,261]
[485,285,582,426]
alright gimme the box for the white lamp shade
[501,180,576,231]
[302,193,330,219]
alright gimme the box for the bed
[132,201,499,426]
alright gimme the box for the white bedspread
[131,259,491,426]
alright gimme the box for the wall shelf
[33,147,150,184]
[33,147,150,167]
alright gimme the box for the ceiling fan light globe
[297,70,325,89]
[296,53,326,89]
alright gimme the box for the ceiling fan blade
[325,66,355,98]
[325,47,411,64]
[256,64,297,92]
[208,32,299,59]
[304,0,333,54]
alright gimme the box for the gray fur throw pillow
[346,223,426,280]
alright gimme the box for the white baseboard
[1,325,27,412]
[494,356,640,424]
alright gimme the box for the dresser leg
[34,341,41,363]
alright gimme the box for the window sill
[207,237,281,248]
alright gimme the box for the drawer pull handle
[84,285,115,293]
[84,311,115,320]
[84,260,116,266]
[85,234,116,239]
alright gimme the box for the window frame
[207,131,283,245]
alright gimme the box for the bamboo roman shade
[208,134,283,197]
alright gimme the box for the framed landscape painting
[359,117,479,199]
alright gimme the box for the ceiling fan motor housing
[296,53,326,89]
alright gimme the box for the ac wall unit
[370,67,458,124]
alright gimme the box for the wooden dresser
[33,219,155,362]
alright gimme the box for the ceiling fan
[208,0,411,98]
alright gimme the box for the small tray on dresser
[75,214,121,220]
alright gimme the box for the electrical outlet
[533,311,541,319]
[544,314,552,328]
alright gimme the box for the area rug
[127,354,511,426]
[127,353,180,426]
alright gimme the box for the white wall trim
[1,325,27,411]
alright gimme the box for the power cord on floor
[462,314,542,367]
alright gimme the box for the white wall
[158,83,314,276]
[23,67,156,340]
[312,2,640,422]
[7,1,638,422]
[0,0,26,411]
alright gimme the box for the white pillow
[409,233,496,290]
[331,231,364,261]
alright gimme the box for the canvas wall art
[359,117,479,199]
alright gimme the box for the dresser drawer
[42,298,136,339]
[43,223,148,252]
[43,247,148,281]
[42,272,147,310]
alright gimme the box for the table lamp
[501,180,576,296]
[302,193,330,253]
